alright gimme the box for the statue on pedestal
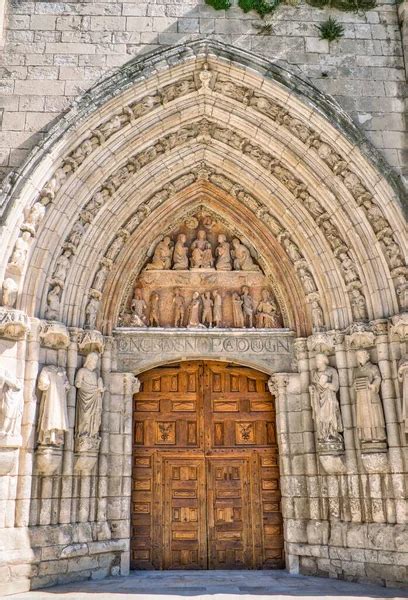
[37,365,70,447]
[353,349,386,448]
[75,352,105,452]
[309,353,343,452]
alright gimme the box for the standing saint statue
[232,292,244,328]
[0,368,22,441]
[131,288,148,326]
[202,291,213,328]
[187,292,202,328]
[353,349,386,446]
[213,290,222,328]
[37,365,70,447]
[173,288,185,327]
[309,353,343,449]
[172,234,189,270]
[398,355,408,434]
[149,292,160,327]
[190,230,213,269]
[215,234,232,271]
[75,352,105,452]
[241,286,255,328]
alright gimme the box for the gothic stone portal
[131,361,284,570]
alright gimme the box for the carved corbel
[0,308,30,340]
[345,322,375,350]
[307,331,336,355]
[78,329,105,355]
[39,321,70,350]
[390,313,408,341]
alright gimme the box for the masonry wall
[0,0,407,187]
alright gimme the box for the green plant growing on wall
[204,0,231,9]
[316,16,344,41]
[238,0,280,17]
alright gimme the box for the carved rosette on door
[130,361,284,570]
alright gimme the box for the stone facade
[0,3,407,595]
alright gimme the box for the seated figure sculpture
[190,230,213,269]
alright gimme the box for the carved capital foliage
[35,446,63,476]
[40,321,70,350]
[78,330,104,355]
[345,322,375,350]
[268,374,289,396]
[390,313,408,341]
[371,318,389,337]
[0,308,30,341]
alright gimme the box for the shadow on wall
[1,0,347,184]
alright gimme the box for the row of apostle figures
[146,231,261,271]
[128,286,281,328]
[36,352,104,451]
[0,351,407,452]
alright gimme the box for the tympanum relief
[118,214,283,330]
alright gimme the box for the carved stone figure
[106,234,126,260]
[241,286,254,328]
[309,354,343,448]
[131,288,148,327]
[45,285,62,321]
[213,290,222,328]
[232,292,244,328]
[191,230,213,269]
[256,289,279,328]
[231,239,259,271]
[173,288,185,327]
[0,368,21,442]
[298,267,316,294]
[281,236,302,262]
[85,296,100,330]
[146,236,173,270]
[350,288,368,321]
[37,366,70,447]
[338,252,359,284]
[199,63,212,91]
[52,249,72,286]
[215,234,232,271]
[93,262,110,291]
[398,355,408,434]
[149,292,160,327]
[8,231,31,274]
[187,291,202,328]
[75,352,104,451]
[381,235,403,270]
[354,349,386,446]
[396,274,408,311]
[172,233,189,270]
[23,202,46,235]
[311,299,325,331]
[202,291,213,328]
[67,220,86,247]
[2,278,18,308]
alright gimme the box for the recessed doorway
[130,361,284,570]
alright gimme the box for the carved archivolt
[45,112,368,325]
[3,62,405,320]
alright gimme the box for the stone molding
[0,308,30,340]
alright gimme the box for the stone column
[107,371,138,577]
[97,336,113,522]
[270,371,303,575]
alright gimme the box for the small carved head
[356,349,369,366]
[84,352,99,371]
[315,353,329,371]
[197,230,206,240]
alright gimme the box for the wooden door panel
[207,458,253,569]
[163,457,207,570]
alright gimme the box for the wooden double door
[131,361,284,570]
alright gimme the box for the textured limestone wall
[0,0,406,184]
